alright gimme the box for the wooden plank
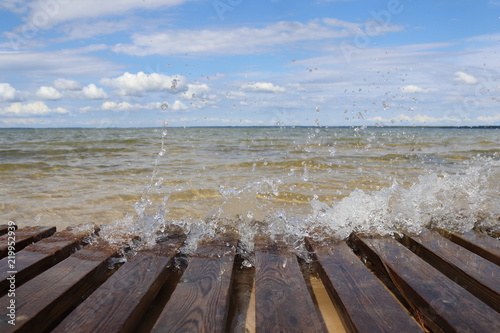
[0,226,56,259]
[151,237,237,333]
[52,237,183,333]
[352,234,500,333]
[254,240,328,333]
[306,238,423,333]
[437,229,500,265]
[0,242,121,333]
[0,226,96,296]
[0,223,16,236]
[404,229,500,312]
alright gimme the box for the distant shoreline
[1,125,499,130]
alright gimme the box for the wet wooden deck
[0,224,498,332]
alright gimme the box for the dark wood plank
[0,226,96,296]
[306,238,423,333]
[0,226,56,259]
[52,238,183,333]
[352,234,500,333]
[0,242,121,333]
[254,240,328,333]
[0,223,16,236]
[151,237,237,333]
[404,229,500,312]
[437,228,500,265]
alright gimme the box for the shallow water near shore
[1,126,499,255]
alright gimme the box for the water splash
[306,157,500,241]
[95,128,499,263]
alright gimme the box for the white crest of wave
[307,158,499,240]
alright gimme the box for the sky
[0,0,499,128]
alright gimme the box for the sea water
[1,127,498,256]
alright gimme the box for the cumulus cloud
[454,71,478,84]
[82,84,108,100]
[241,82,286,93]
[0,101,69,116]
[101,72,186,96]
[53,78,83,91]
[170,100,189,111]
[400,85,437,93]
[0,83,20,102]
[101,101,133,111]
[100,101,161,111]
[225,91,247,100]
[181,84,211,100]
[36,86,63,100]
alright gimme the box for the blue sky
[0,0,499,127]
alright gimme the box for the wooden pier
[0,224,499,332]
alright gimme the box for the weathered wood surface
[437,228,500,266]
[0,241,121,333]
[255,240,328,333]
[0,224,16,236]
[352,234,500,333]
[0,227,95,296]
[151,237,237,333]
[0,225,498,332]
[403,229,500,312]
[306,238,423,333]
[0,226,56,259]
[53,237,183,333]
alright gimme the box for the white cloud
[113,18,401,56]
[476,113,500,122]
[53,78,83,90]
[170,100,188,111]
[101,101,133,111]
[0,101,69,116]
[12,0,192,28]
[99,101,162,111]
[400,85,437,93]
[0,0,27,14]
[0,50,121,78]
[241,82,286,93]
[82,84,108,100]
[225,91,247,100]
[56,19,131,42]
[36,86,63,100]
[0,83,20,102]
[101,72,186,96]
[454,71,478,84]
[181,84,211,100]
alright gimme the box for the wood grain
[306,238,423,333]
[0,224,16,236]
[255,240,328,333]
[352,234,500,333]
[151,238,237,333]
[403,229,500,312]
[0,242,120,333]
[0,226,56,259]
[53,238,183,333]
[0,227,94,296]
[437,229,500,266]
